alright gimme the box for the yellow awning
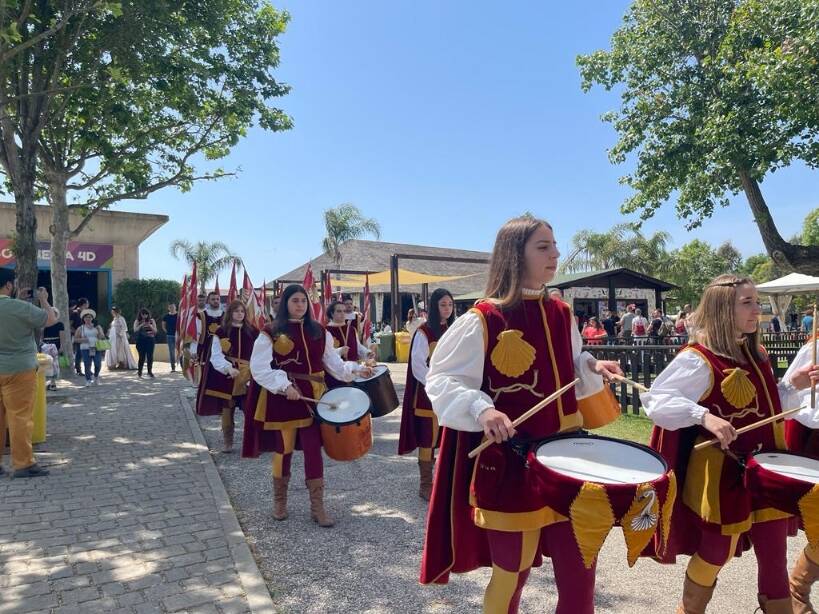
[329,268,477,288]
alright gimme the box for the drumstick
[611,373,649,393]
[467,378,580,459]
[811,303,817,409]
[693,405,807,451]
[279,393,338,409]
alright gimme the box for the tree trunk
[12,165,39,295]
[739,170,819,275]
[47,174,73,356]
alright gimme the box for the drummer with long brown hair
[398,287,455,501]
[325,300,373,389]
[242,284,372,527]
[640,275,819,613]
[781,330,819,612]
[420,215,621,613]
[196,300,258,453]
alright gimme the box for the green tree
[802,208,819,247]
[0,1,117,292]
[561,222,670,277]
[667,240,743,306]
[321,204,381,269]
[740,253,781,284]
[578,0,819,274]
[112,278,180,342]
[169,240,242,293]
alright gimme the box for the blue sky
[126,1,817,285]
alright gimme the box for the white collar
[523,287,544,296]
[205,307,223,317]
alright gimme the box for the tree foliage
[169,240,241,293]
[578,0,819,274]
[560,223,670,277]
[321,204,381,268]
[112,278,180,342]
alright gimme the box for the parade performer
[325,300,373,389]
[420,215,621,613]
[640,275,819,614]
[782,329,819,613]
[398,288,455,501]
[194,291,224,363]
[196,300,258,453]
[342,294,363,339]
[242,284,373,527]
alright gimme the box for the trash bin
[376,333,395,362]
[395,332,411,363]
[33,354,50,444]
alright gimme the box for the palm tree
[321,204,381,268]
[169,240,243,293]
[560,223,670,276]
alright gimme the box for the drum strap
[289,372,325,384]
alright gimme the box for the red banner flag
[322,271,334,324]
[303,263,324,322]
[228,262,238,303]
[362,273,372,342]
[214,276,221,300]
[176,274,189,354]
[242,270,266,330]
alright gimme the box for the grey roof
[272,239,490,295]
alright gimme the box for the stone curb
[178,390,276,614]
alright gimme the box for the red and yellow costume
[642,342,808,609]
[325,320,366,389]
[195,308,224,364]
[420,291,612,613]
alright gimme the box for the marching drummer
[196,300,258,453]
[242,284,372,527]
[781,329,819,612]
[420,215,621,613]
[325,300,374,389]
[640,274,819,614]
[398,287,455,501]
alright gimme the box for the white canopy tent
[756,273,819,316]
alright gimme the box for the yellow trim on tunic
[253,388,315,431]
[538,299,579,432]
[469,307,489,354]
[472,502,568,532]
[743,345,787,450]
[679,346,716,401]
[414,408,435,418]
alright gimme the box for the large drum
[352,364,399,417]
[528,432,676,568]
[745,451,819,547]
[315,387,372,461]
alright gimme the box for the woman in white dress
[106,306,137,370]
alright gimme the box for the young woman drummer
[242,284,372,527]
[196,300,258,453]
[781,330,819,612]
[420,215,622,614]
[398,288,455,501]
[640,275,819,614]
[325,300,373,389]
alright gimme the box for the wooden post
[811,302,817,409]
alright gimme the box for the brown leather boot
[758,594,795,614]
[306,478,335,527]
[676,575,716,614]
[418,460,434,501]
[790,549,819,614]
[272,476,290,520]
[222,423,235,453]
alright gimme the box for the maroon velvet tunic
[195,325,258,416]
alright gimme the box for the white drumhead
[354,364,388,383]
[755,453,819,485]
[535,437,665,485]
[316,387,370,424]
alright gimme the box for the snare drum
[528,433,676,567]
[353,365,399,417]
[315,387,373,461]
[745,451,819,546]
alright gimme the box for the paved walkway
[0,364,272,614]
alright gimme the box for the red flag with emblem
[322,271,334,324]
[228,262,238,303]
[176,274,189,354]
[302,263,324,322]
[242,270,266,330]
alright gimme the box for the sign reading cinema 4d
[0,239,114,270]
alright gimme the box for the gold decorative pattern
[720,368,757,409]
[660,471,677,555]
[569,482,616,569]
[273,334,295,356]
[487,370,545,402]
[490,329,536,378]
[799,485,819,547]
[220,338,232,353]
[621,484,659,567]
[208,323,219,334]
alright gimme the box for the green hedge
[112,278,182,343]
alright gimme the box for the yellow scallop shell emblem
[220,338,232,353]
[208,322,219,334]
[273,334,295,356]
[490,330,536,378]
[332,337,341,349]
[721,368,756,409]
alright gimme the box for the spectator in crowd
[620,304,636,342]
[674,311,689,341]
[803,309,815,334]
[70,297,88,376]
[632,308,649,343]
[0,269,57,477]
[42,308,64,351]
[649,308,668,343]
[162,303,178,372]
[134,308,157,378]
[196,293,207,311]
[582,316,608,345]
[405,308,422,336]
[74,308,107,386]
[106,306,137,370]
[770,314,782,334]
[601,310,618,344]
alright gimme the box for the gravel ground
[194,363,814,613]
